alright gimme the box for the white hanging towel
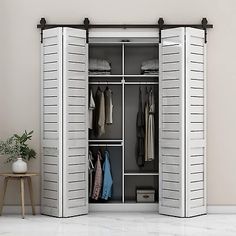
[89,89,95,129]
[147,89,155,161]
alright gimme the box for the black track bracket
[84,18,90,43]
[40,18,46,43]
[158,18,164,43]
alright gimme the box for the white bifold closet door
[159,27,207,217]
[41,27,88,217]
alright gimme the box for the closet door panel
[68,155,86,165]
[43,45,59,55]
[68,163,86,173]
[67,62,86,72]
[44,88,58,97]
[43,79,58,88]
[67,44,86,55]
[68,79,86,88]
[162,87,180,97]
[163,181,180,190]
[68,88,86,97]
[163,54,180,63]
[159,27,185,217]
[63,28,88,217]
[41,28,63,217]
[186,28,206,217]
[67,53,86,64]
[68,122,85,131]
[44,53,58,63]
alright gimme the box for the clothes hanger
[97,148,101,160]
[149,87,153,94]
[88,151,95,169]
[105,144,108,152]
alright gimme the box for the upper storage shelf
[89,39,159,79]
[124,44,159,75]
[89,45,122,75]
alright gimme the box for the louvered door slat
[63,28,88,217]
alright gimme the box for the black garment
[93,87,104,137]
[136,87,145,167]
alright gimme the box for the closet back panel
[89,45,122,75]
[124,84,158,172]
[89,85,122,140]
[125,45,158,75]
[125,176,158,202]
[89,146,122,202]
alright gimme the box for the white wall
[1,0,236,206]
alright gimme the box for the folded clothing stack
[89,58,111,75]
[141,59,159,75]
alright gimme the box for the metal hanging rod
[37,17,213,43]
[89,144,123,147]
[125,82,158,85]
[89,81,159,85]
[89,82,122,85]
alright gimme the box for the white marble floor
[0,212,236,236]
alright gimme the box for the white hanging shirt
[104,87,113,124]
[88,89,95,129]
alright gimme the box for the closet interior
[88,38,159,204]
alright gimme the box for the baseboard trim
[1,205,41,215]
[89,203,159,212]
[207,205,236,214]
[2,205,236,214]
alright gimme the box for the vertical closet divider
[121,43,125,203]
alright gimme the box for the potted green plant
[0,130,36,173]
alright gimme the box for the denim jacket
[101,150,113,200]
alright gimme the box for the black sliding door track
[37,17,213,43]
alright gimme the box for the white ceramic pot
[12,157,27,174]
